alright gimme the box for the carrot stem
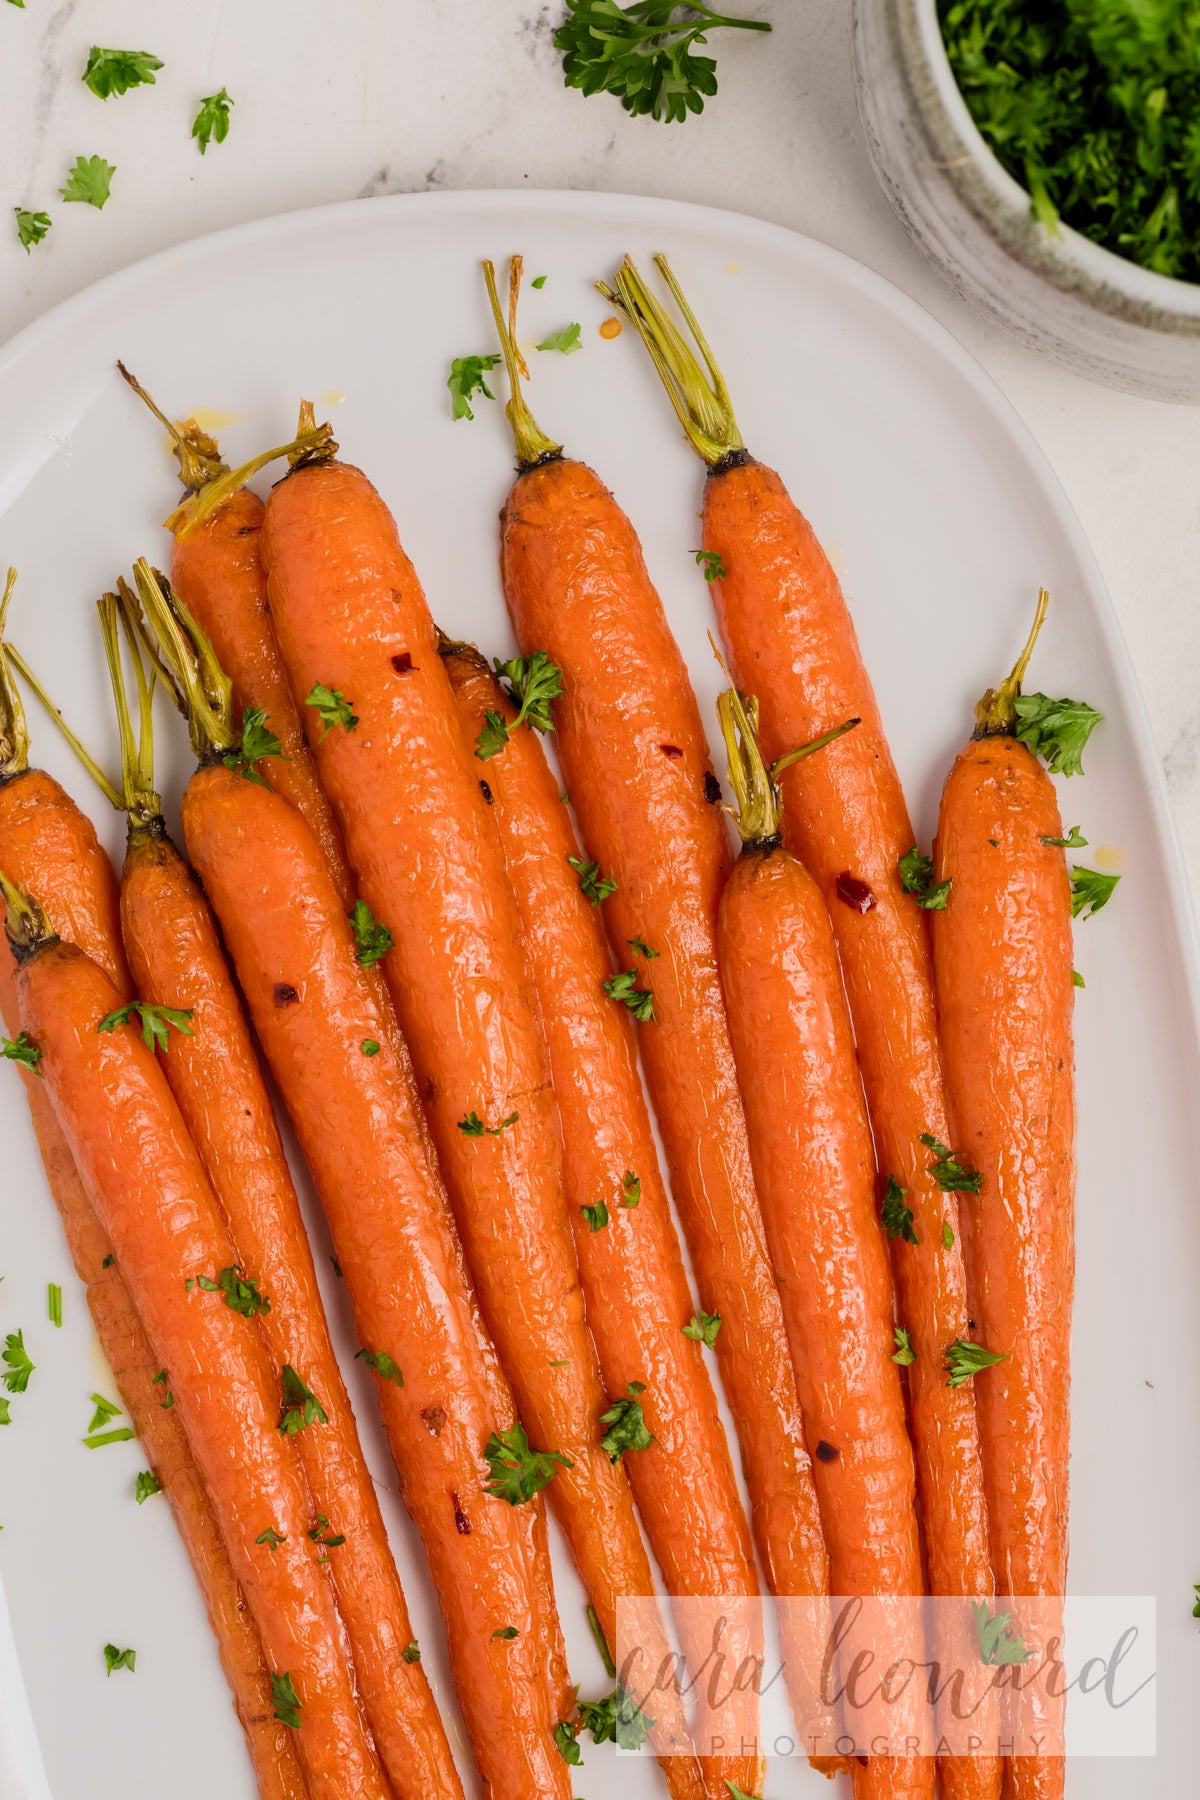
[0,569,30,781]
[4,643,124,813]
[717,684,781,846]
[597,254,743,467]
[165,417,337,540]
[974,587,1050,736]
[97,595,161,830]
[481,258,562,470]
[128,561,236,760]
[116,362,229,495]
[0,868,53,957]
[771,716,861,777]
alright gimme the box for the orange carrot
[604,256,1000,1800]
[482,261,838,1775]
[441,636,766,1796]
[3,891,389,1800]
[0,582,308,1800]
[932,595,1081,1800]
[714,683,934,1800]
[256,412,705,1798]
[116,365,355,906]
[83,595,459,1800]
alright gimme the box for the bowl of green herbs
[852,0,1200,401]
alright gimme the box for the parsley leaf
[355,1347,404,1386]
[349,899,393,968]
[103,1643,136,1676]
[892,1326,916,1366]
[305,682,358,736]
[1070,865,1120,920]
[898,845,952,910]
[1012,692,1102,777]
[554,1718,582,1765]
[880,1175,918,1245]
[944,1338,1008,1389]
[536,322,583,354]
[474,711,511,760]
[88,1393,122,1433]
[484,1422,574,1504]
[2,1331,34,1394]
[531,274,548,288]
[1039,824,1088,849]
[457,1109,519,1137]
[627,934,659,959]
[308,1515,346,1548]
[361,1038,381,1056]
[942,1220,956,1248]
[401,1641,421,1664]
[582,1199,610,1231]
[278,1365,328,1436]
[1073,969,1086,989]
[14,209,51,254]
[152,1369,174,1408]
[619,1169,641,1208]
[693,548,726,582]
[0,1399,10,1426]
[2,1031,42,1074]
[271,1670,302,1729]
[59,154,115,208]
[683,1310,722,1349]
[598,1380,654,1462]
[191,1266,271,1318]
[447,353,501,421]
[473,650,565,762]
[554,0,772,125]
[134,1470,161,1505]
[97,1001,194,1054]
[192,87,233,154]
[223,706,285,786]
[48,1284,62,1328]
[920,1133,983,1195]
[578,1683,656,1749]
[602,968,655,1023]
[82,47,162,99]
[492,1624,520,1639]
[255,1526,287,1552]
[568,855,617,904]
[973,1600,1033,1667]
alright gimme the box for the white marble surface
[2,0,1199,903]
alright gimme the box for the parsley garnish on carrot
[475,651,564,759]
[97,1001,194,1053]
[627,934,659,959]
[256,1526,287,1552]
[1012,692,1102,777]
[2,1030,43,1073]
[693,548,726,582]
[619,1169,641,1208]
[151,1369,174,1408]
[944,1339,1008,1389]
[14,210,51,254]
[82,47,162,99]
[568,855,617,904]
[492,1624,520,1639]
[1039,824,1088,849]
[360,1038,381,1056]
[880,1175,918,1245]
[305,683,358,735]
[553,1718,582,1764]
[401,1641,422,1664]
[581,1200,610,1231]
[1070,865,1120,920]
[355,1347,404,1386]
[223,706,285,786]
[578,1683,656,1748]
[278,1365,328,1436]
[59,155,115,208]
[602,968,655,1022]
[598,1381,654,1462]
[554,1,772,124]
[308,1514,346,1548]
[192,87,233,154]
[447,353,502,421]
[897,845,952,910]
[103,1643,137,1676]
[457,1109,519,1137]
[892,1326,916,1366]
[190,1266,271,1318]
[973,1600,1033,1667]
[683,1310,722,1349]
[484,1422,574,1503]
[921,1134,984,1195]
[271,1670,302,1728]
[349,899,393,967]
[2,1331,34,1393]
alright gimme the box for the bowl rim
[901,0,1200,325]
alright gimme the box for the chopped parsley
[627,934,659,959]
[944,1338,1009,1389]
[1012,691,1102,777]
[82,47,162,98]
[898,845,953,910]
[152,1369,174,1408]
[1071,865,1121,920]
[581,1200,610,1231]
[0,1399,10,1426]
[84,1427,136,1449]
[1039,824,1088,849]
[14,210,52,254]
[190,1266,271,1318]
[361,1039,381,1057]
[554,1717,582,1764]
[134,1470,161,1505]
[308,1515,346,1548]
[619,1169,641,1208]
[447,353,502,421]
[920,1134,984,1195]
[355,1347,404,1386]
[103,1643,136,1676]
[568,855,617,904]
[457,1109,519,1137]
[536,323,583,354]
[97,1001,194,1053]
[578,1683,655,1749]
[602,968,655,1023]
[483,1422,574,1504]
[192,87,234,154]
[59,154,115,208]
[476,651,565,759]
[554,0,772,125]
[598,1381,653,1462]
[88,1393,122,1433]
[255,1526,287,1552]
[271,1670,302,1729]
[531,274,548,288]
[942,1220,956,1248]
[880,1176,918,1245]
[973,1600,1033,1667]
[491,1624,520,1640]
[892,1326,916,1367]
[349,899,393,967]
[305,683,358,736]
[278,1365,328,1436]
[47,1284,62,1328]
[693,548,726,582]
[2,1331,34,1394]
[683,1310,722,1349]
[223,706,285,785]
[401,1641,422,1664]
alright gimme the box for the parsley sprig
[223,706,285,786]
[188,1266,271,1318]
[1013,691,1102,777]
[192,88,233,154]
[598,1381,654,1462]
[14,210,51,253]
[271,1670,302,1729]
[568,855,617,904]
[278,1365,328,1436]
[475,651,564,760]
[944,1338,1008,1389]
[349,899,393,967]
[683,1310,722,1349]
[2,1330,34,1394]
[447,353,502,421]
[898,845,952,910]
[880,1175,918,1245]
[2,1031,42,1073]
[1070,865,1121,919]
[82,47,162,100]
[97,1001,194,1053]
[555,1,772,125]
[484,1422,574,1504]
[921,1133,984,1195]
[578,1683,656,1748]
[602,968,655,1022]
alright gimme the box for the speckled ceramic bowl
[852,0,1200,402]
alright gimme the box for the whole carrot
[81,596,459,1800]
[0,580,307,1800]
[441,636,767,1797]
[482,260,837,1773]
[257,411,704,1795]
[3,893,390,1800]
[932,593,1092,1800]
[714,682,934,1800]
[605,257,999,1800]
[116,364,355,906]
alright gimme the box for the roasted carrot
[0,579,308,1800]
[180,761,580,1800]
[71,596,458,1800]
[932,594,1083,1800]
[482,260,838,1774]
[3,891,389,1800]
[604,257,1000,1800]
[116,364,355,906]
[714,683,934,1800]
[441,635,767,1795]
[257,409,705,1797]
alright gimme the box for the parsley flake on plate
[82,47,162,99]
[192,87,234,154]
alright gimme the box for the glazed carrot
[257,413,705,1797]
[3,895,389,1800]
[80,598,459,1800]
[181,761,578,1800]
[0,585,308,1800]
[117,365,355,906]
[932,595,1083,1800]
[605,257,1000,1800]
[441,636,766,1796]
[714,684,934,1800]
[482,261,837,1774]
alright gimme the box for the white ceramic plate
[0,191,1196,1800]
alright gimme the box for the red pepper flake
[703,771,722,804]
[451,1490,472,1535]
[815,1440,839,1463]
[659,744,683,759]
[421,1406,446,1437]
[273,983,299,1006]
[391,652,415,674]
[835,872,876,914]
